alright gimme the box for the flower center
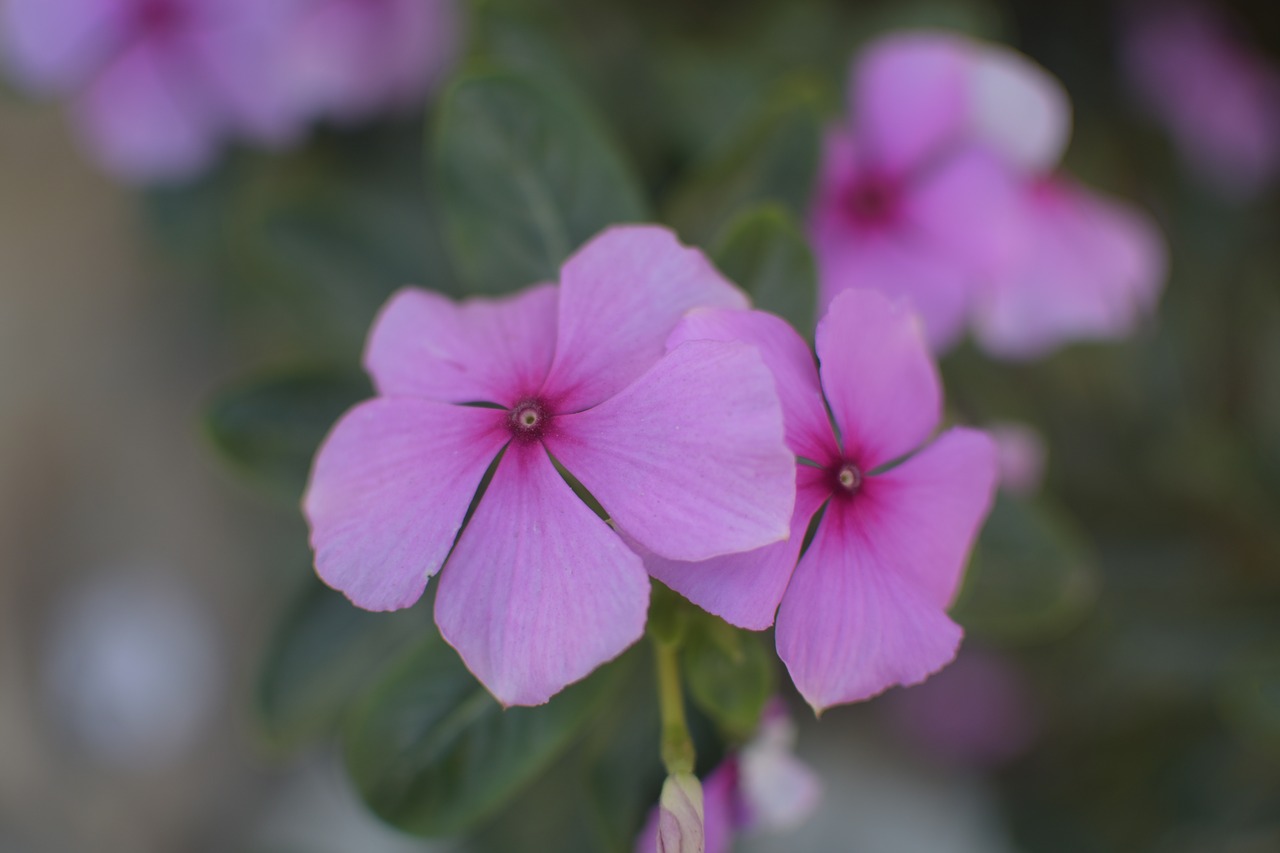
[507,399,550,442]
[134,0,185,33]
[842,175,900,229]
[835,463,862,494]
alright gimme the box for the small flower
[1,0,299,182]
[303,225,796,707]
[986,421,1048,497]
[643,290,998,711]
[636,702,821,853]
[1122,1,1280,199]
[273,0,461,126]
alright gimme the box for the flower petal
[434,443,650,707]
[1,0,127,93]
[973,177,1168,359]
[668,308,837,465]
[543,225,748,412]
[851,32,971,177]
[364,284,559,405]
[967,43,1072,173]
[775,499,963,712]
[303,399,508,611]
[547,340,795,563]
[858,427,999,609]
[816,289,942,469]
[640,465,831,630]
[72,42,224,183]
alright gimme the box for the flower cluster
[0,0,459,182]
[810,32,1168,359]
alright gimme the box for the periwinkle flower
[303,226,796,707]
[637,703,820,853]
[641,290,998,712]
[2,0,299,181]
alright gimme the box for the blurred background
[1,0,1278,851]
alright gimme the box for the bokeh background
[2,1,1279,851]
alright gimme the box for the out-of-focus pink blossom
[304,225,796,707]
[986,422,1048,497]
[881,646,1038,767]
[642,291,998,712]
[1,0,300,182]
[1123,1,1280,198]
[637,703,820,853]
[274,0,460,126]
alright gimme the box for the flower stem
[654,635,696,776]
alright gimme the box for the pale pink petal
[376,0,460,109]
[855,427,998,609]
[547,340,794,563]
[303,399,509,612]
[1,0,129,93]
[543,226,748,412]
[973,177,1168,359]
[364,284,558,405]
[738,711,821,832]
[775,499,964,712]
[852,32,971,177]
[636,765,738,853]
[434,443,649,707]
[966,43,1072,173]
[72,40,225,182]
[640,466,830,630]
[815,289,942,470]
[668,308,837,465]
[987,421,1047,496]
[903,145,1024,286]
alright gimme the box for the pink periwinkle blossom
[641,289,999,712]
[812,32,1167,358]
[273,0,460,127]
[1,0,300,182]
[1122,1,1280,199]
[303,226,796,707]
[986,421,1047,497]
[637,702,821,853]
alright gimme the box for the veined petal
[852,32,971,177]
[973,177,1168,359]
[72,41,224,183]
[543,225,748,412]
[775,499,963,712]
[547,340,795,563]
[303,399,508,611]
[669,308,837,465]
[857,427,998,609]
[434,443,650,707]
[641,466,831,630]
[364,284,559,405]
[816,289,942,469]
[1,0,128,93]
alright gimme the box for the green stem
[654,636,695,775]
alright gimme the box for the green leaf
[257,579,426,748]
[664,76,823,246]
[433,71,647,294]
[681,615,775,741]
[713,204,818,333]
[202,368,369,503]
[344,631,632,837]
[952,493,1099,644]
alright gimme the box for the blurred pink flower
[1123,1,1280,198]
[636,702,820,853]
[643,291,998,712]
[274,0,460,126]
[986,421,1047,497]
[2,0,300,182]
[303,225,796,707]
[881,646,1038,767]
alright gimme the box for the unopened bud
[656,772,705,853]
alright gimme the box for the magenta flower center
[134,0,185,34]
[841,175,901,229]
[834,462,863,495]
[507,399,551,442]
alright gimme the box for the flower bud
[656,772,705,853]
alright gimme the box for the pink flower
[273,0,460,126]
[971,174,1167,359]
[643,290,998,712]
[1122,1,1280,198]
[986,421,1047,497]
[2,0,299,182]
[636,702,821,853]
[302,226,796,707]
